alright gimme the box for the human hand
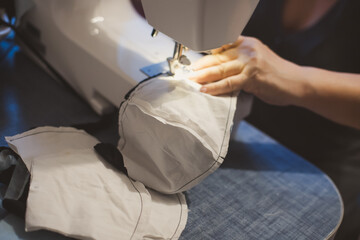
[189,36,305,106]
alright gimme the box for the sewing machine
[141,0,259,75]
[15,0,259,115]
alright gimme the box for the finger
[189,59,243,84]
[211,36,245,54]
[191,47,239,71]
[211,43,235,54]
[199,73,247,96]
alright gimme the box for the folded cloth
[5,127,100,171]
[0,147,30,218]
[118,76,241,194]
[6,127,187,240]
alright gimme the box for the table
[0,34,342,240]
[181,121,343,239]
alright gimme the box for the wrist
[280,62,313,107]
[291,66,317,108]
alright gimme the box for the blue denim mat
[180,122,342,239]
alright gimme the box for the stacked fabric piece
[5,127,187,240]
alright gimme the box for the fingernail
[200,87,207,93]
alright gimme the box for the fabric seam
[173,90,235,193]
[119,100,131,151]
[6,130,89,142]
[170,194,183,239]
[128,177,144,240]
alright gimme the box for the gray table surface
[0,34,343,239]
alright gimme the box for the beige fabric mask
[118,76,243,194]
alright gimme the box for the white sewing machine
[15,0,259,115]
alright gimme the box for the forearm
[291,65,360,129]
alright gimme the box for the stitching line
[119,100,130,150]
[119,75,163,150]
[128,177,144,240]
[173,91,236,193]
[7,130,90,142]
[170,194,184,239]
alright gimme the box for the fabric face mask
[118,75,251,194]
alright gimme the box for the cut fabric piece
[5,126,100,170]
[27,149,187,240]
[6,127,187,240]
[118,76,248,194]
